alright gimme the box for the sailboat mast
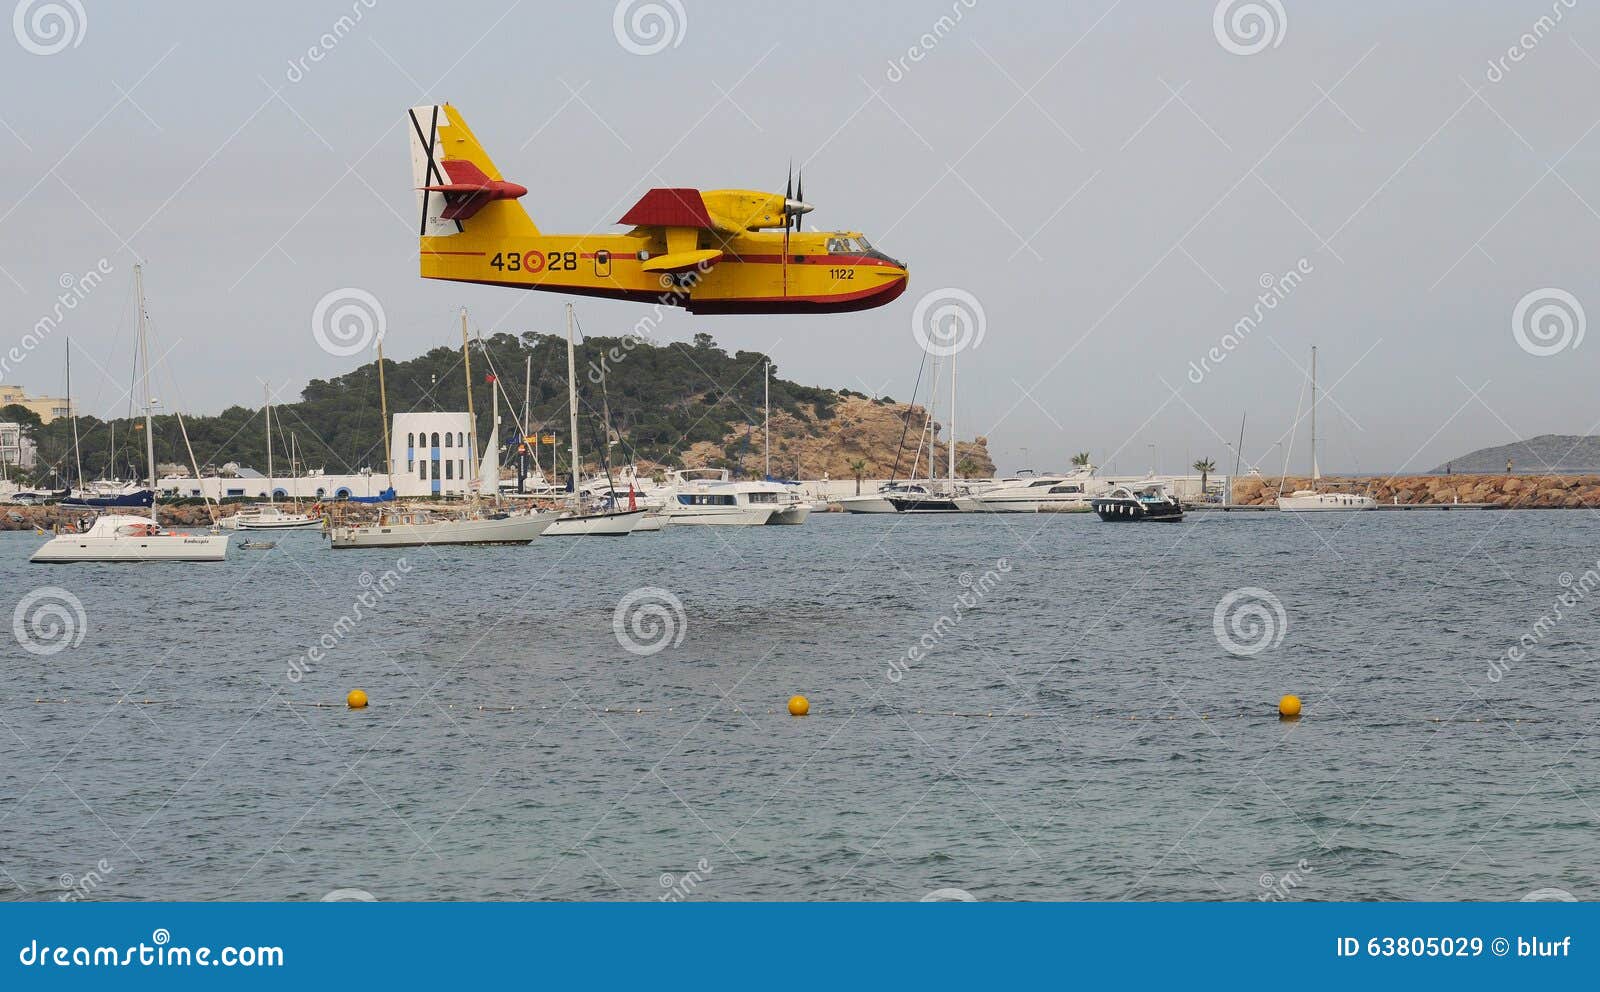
[565,303,580,504]
[1310,345,1318,483]
[264,383,275,505]
[522,353,531,489]
[376,339,393,486]
[135,264,157,523]
[461,308,478,497]
[948,350,956,483]
[764,360,770,480]
[66,335,82,489]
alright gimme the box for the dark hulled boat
[1090,483,1183,522]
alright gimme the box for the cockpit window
[826,236,854,254]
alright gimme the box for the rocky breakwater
[0,504,225,532]
[1228,474,1600,508]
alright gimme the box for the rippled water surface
[2,510,1597,902]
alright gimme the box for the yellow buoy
[347,689,368,710]
[787,695,810,716]
[1278,694,1301,718]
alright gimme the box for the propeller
[782,163,812,231]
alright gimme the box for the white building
[0,422,37,471]
[159,412,486,501]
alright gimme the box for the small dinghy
[240,540,278,550]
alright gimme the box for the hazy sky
[2,0,1597,474]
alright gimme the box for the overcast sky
[2,0,1597,474]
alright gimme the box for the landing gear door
[594,250,611,278]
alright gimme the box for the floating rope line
[7,698,1543,723]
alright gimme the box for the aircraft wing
[619,188,745,236]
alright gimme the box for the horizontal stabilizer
[420,159,528,221]
[640,249,723,273]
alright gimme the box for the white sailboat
[33,266,231,563]
[1276,346,1375,512]
[543,303,646,537]
[220,387,320,530]
[329,311,560,548]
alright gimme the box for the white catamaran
[32,266,231,563]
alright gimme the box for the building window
[445,461,453,480]
[419,461,427,480]
[444,433,453,448]
[458,432,465,447]
[407,432,414,448]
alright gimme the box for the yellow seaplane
[407,104,907,313]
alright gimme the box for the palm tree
[1193,458,1216,498]
[848,458,867,495]
[1071,451,1092,473]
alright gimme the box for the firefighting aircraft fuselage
[408,104,908,314]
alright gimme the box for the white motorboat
[662,469,778,526]
[329,506,560,547]
[222,504,323,530]
[954,470,1099,513]
[32,266,231,564]
[32,513,230,563]
[1276,347,1376,512]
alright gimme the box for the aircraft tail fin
[408,104,539,238]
